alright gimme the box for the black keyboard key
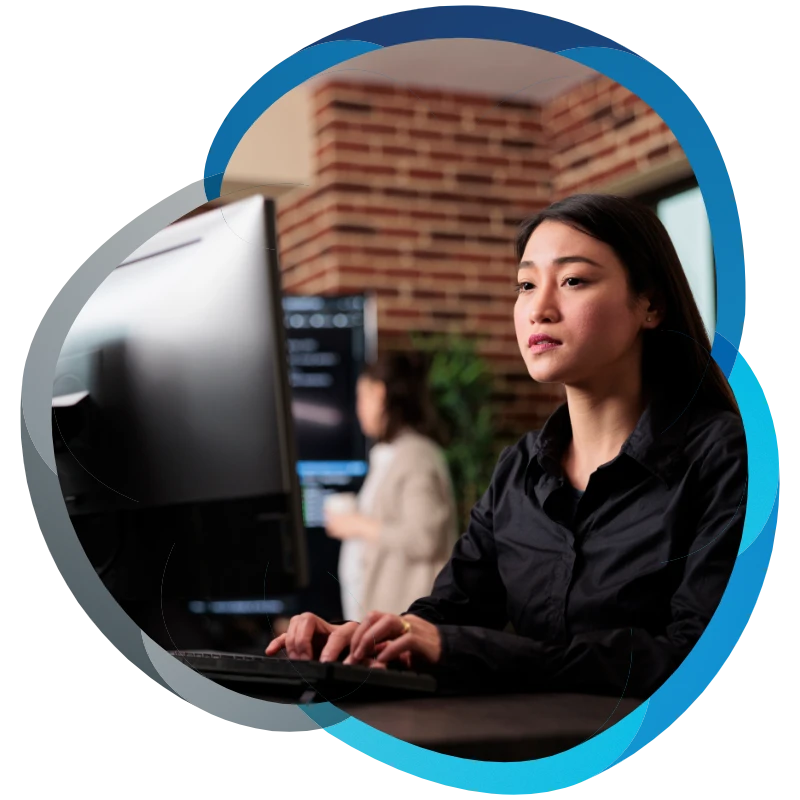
[168,649,437,701]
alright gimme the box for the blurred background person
[323,353,458,621]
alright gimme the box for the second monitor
[283,294,377,529]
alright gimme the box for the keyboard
[169,649,438,703]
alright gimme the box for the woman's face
[356,376,387,439]
[514,221,658,389]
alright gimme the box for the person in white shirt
[324,353,458,621]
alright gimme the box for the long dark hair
[361,352,441,444]
[515,193,738,415]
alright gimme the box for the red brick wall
[275,77,686,442]
[546,75,684,196]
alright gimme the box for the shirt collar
[527,396,691,486]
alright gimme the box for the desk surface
[218,675,643,762]
[335,693,643,761]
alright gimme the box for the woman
[323,353,458,621]
[267,194,747,699]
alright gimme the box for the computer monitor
[52,197,308,623]
[282,294,377,529]
[175,294,379,624]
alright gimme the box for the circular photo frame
[22,6,778,794]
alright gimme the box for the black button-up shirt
[407,398,747,699]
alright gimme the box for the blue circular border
[204,6,776,792]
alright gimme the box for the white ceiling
[310,39,598,103]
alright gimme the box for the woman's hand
[324,510,380,542]
[265,612,359,662]
[345,611,442,667]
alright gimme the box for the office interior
[51,41,717,759]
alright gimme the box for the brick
[280,227,332,257]
[476,155,511,166]
[480,273,518,285]
[412,249,450,261]
[460,293,499,303]
[380,228,419,239]
[629,130,650,145]
[499,99,537,112]
[410,169,444,180]
[320,161,397,176]
[431,231,467,242]
[326,182,373,195]
[316,141,371,157]
[385,308,422,318]
[520,159,551,171]
[458,213,492,225]
[316,79,391,97]
[505,177,548,189]
[476,235,508,245]
[405,86,445,101]
[518,120,545,133]
[332,224,376,236]
[613,114,636,130]
[313,114,348,135]
[279,207,330,239]
[647,144,671,160]
[475,116,508,128]
[409,209,448,221]
[382,145,417,156]
[501,138,537,150]
[448,251,497,264]
[363,245,401,257]
[454,133,490,146]
[286,272,327,294]
[432,310,467,320]
[335,203,396,217]
[548,105,573,122]
[366,122,404,134]
[475,311,513,322]
[429,150,464,162]
[456,172,493,184]
[356,82,396,96]
[428,110,461,123]
[430,270,466,281]
[329,100,372,113]
[271,76,690,444]
[428,192,508,207]
[438,90,494,107]
[383,187,420,199]
[381,105,416,118]
[569,156,591,170]
[409,128,443,140]
[555,137,583,156]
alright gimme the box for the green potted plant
[411,332,498,533]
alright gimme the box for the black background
[20,4,780,797]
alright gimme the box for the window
[638,177,716,342]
